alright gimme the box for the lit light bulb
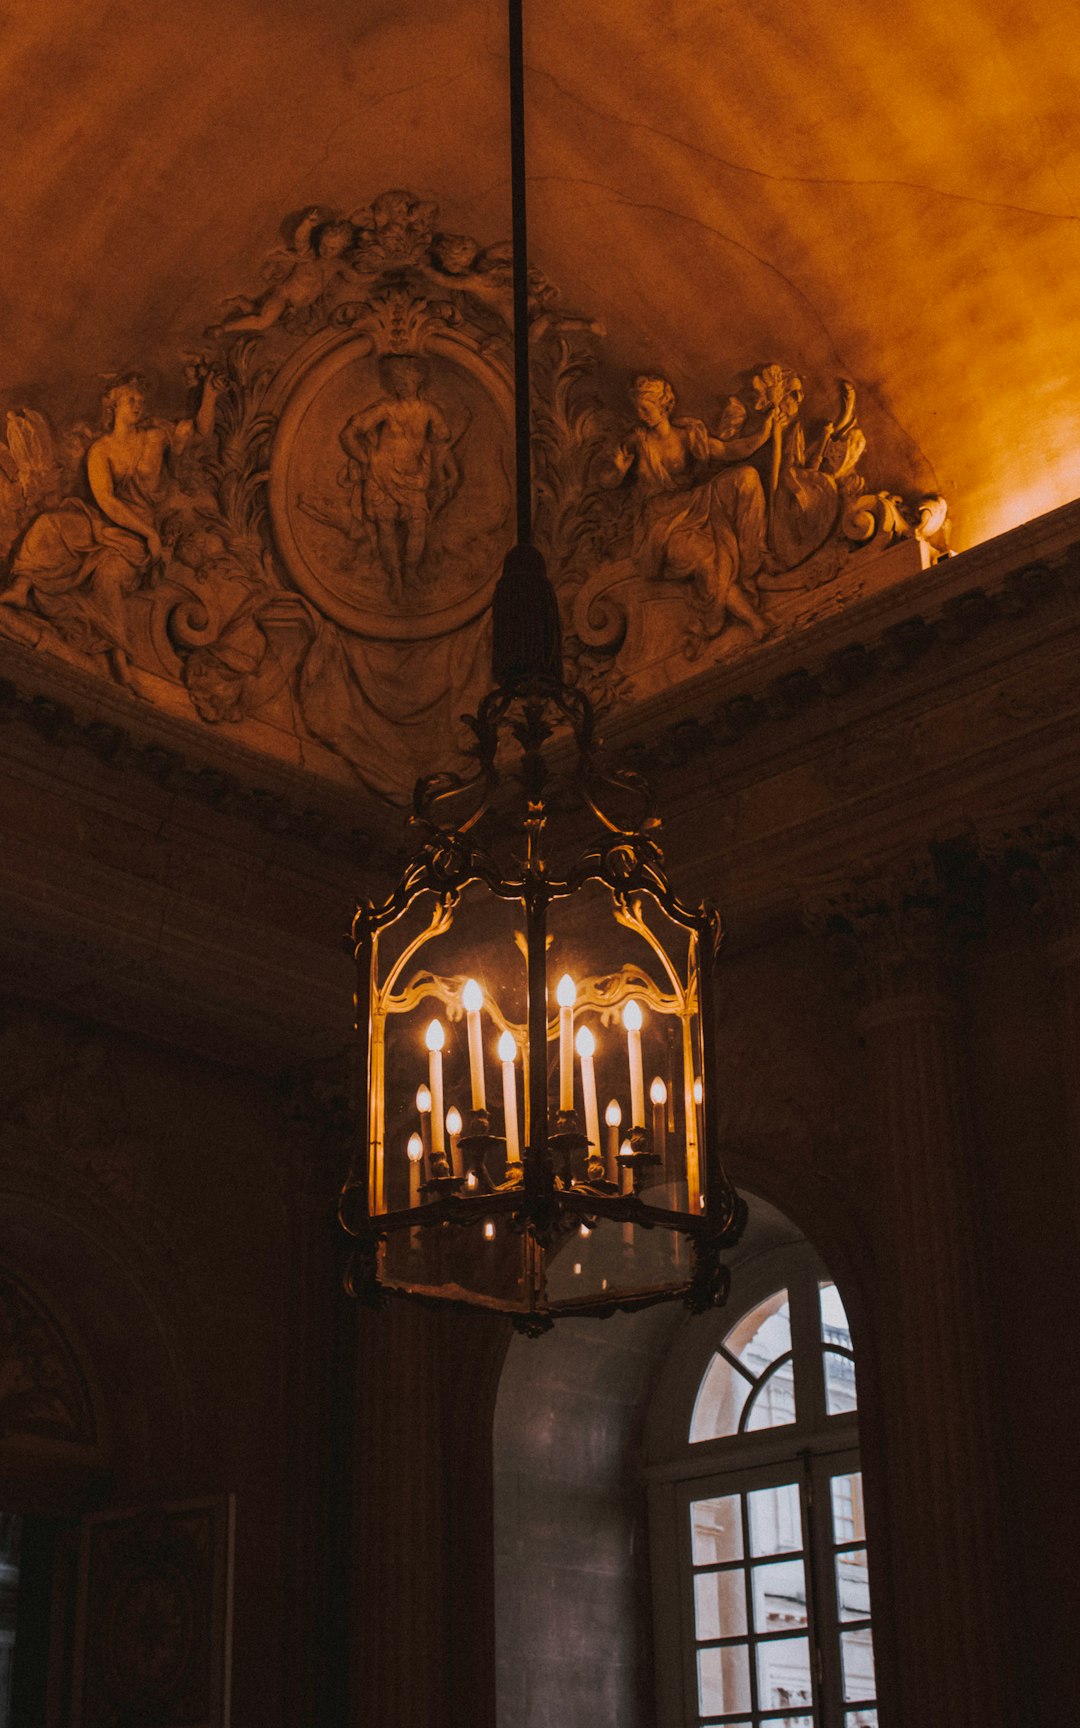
[622,999,643,1032]
[579,1222,590,1237]
[619,1138,633,1158]
[425,1019,445,1052]
[446,1105,463,1136]
[462,978,483,1012]
[575,1024,596,1059]
[650,1076,668,1106]
[483,1220,496,1240]
[693,1077,703,1106]
[605,1099,622,1128]
[466,1170,478,1190]
[556,973,577,1008]
[573,1262,582,1276]
[498,1030,517,1063]
[416,1084,432,1113]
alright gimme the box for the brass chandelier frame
[339,660,746,1332]
[338,0,745,1331]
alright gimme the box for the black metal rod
[508,0,532,545]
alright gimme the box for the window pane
[694,1568,748,1641]
[840,1626,876,1702]
[755,1635,813,1713]
[835,1548,871,1620]
[744,1358,796,1432]
[830,1471,865,1545]
[824,1349,858,1415]
[844,1712,878,1727]
[697,1642,751,1715]
[751,1557,807,1633]
[691,1351,752,1441]
[748,1481,802,1557]
[691,1494,744,1566]
[819,1279,851,1343]
[723,1290,791,1375]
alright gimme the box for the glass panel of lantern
[541,877,705,1312]
[364,868,706,1315]
[370,877,531,1310]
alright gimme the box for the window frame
[645,1242,871,1728]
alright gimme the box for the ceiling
[5,0,1080,551]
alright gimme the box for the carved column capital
[804,851,980,1008]
[980,807,1080,957]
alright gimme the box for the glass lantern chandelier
[338,1,746,1334]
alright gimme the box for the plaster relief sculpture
[0,370,223,697]
[0,187,950,802]
[212,208,360,337]
[600,373,773,652]
[566,362,947,704]
[300,354,463,603]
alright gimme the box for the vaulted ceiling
[5,0,1080,551]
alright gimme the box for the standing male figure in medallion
[339,354,458,600]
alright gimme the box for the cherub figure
[339,355,458,597]
[213,209,355,336]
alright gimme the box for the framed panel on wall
[71,1493,234,1728]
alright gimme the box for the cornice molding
[603,504,1080,783]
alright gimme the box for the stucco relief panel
[0,189,950,804]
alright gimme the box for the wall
[0,991,350,1727]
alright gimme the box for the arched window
[646,1240,876,1728]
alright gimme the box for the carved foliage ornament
[0,190,948,803]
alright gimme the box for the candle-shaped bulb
[462,978,487,1110]
[483,1220,496,1240]
[499,1029,521,1162]
[557,973,576,1111]
[466,1170,478,1190]
[407,1132,424,1164]
[579,1221,590,1237]
[605,1099,622,1127]
[693,1076,703,1106]
[426,1022,446,1158]
[619,1138,633,1158]
[651,1075,668,1161]
[446,1105,463,1137]
[416,1084,432,1114]
[576,1022,601,1151]
[623,1000,645,1125]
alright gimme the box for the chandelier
[338,0,745,1333]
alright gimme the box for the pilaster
[351,1300,511,1728]
[810,855,1011,1728]
[279,1062,357,1728]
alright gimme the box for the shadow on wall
[492,1194,803,1728]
